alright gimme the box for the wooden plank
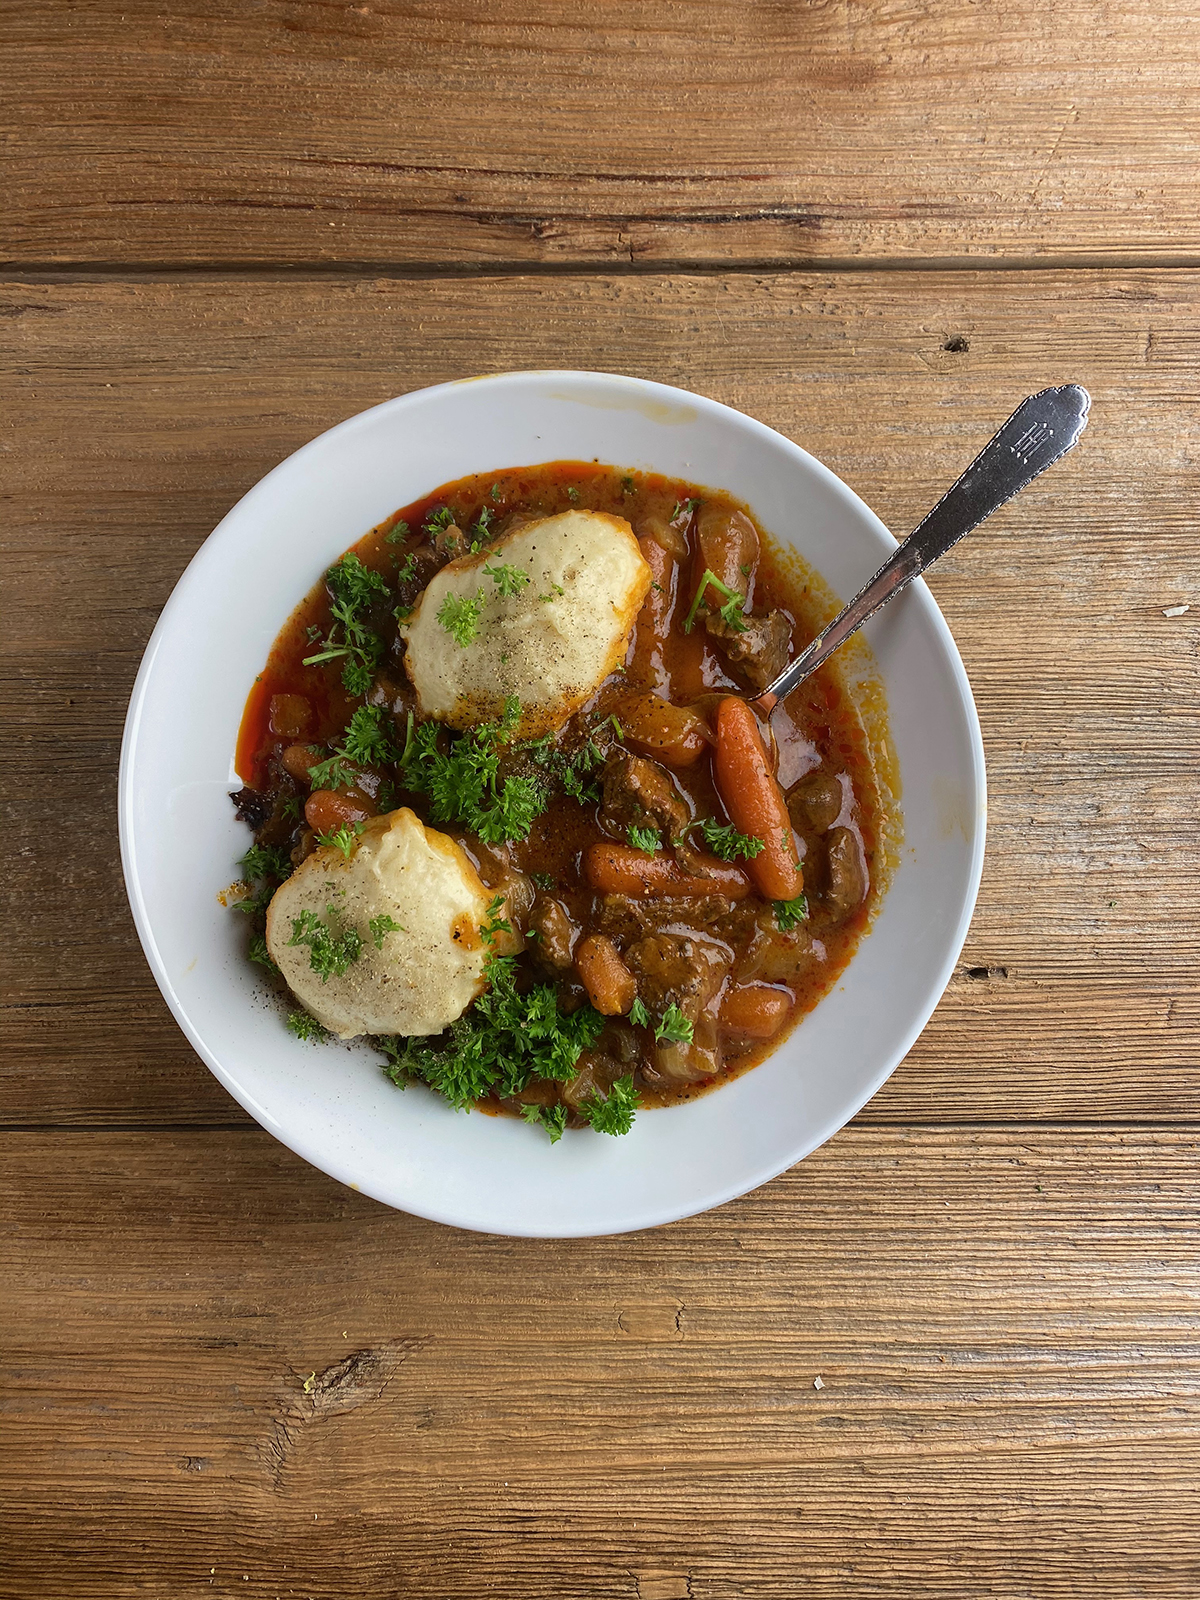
[2,270,1198,1125]
[1,1126,1198,1597]
[3,0,1200,268]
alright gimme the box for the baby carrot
[584,842,752,900]
[713,697,803,901]
[574,934,639,1016]
[718,984,791,1040]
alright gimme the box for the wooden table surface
[3,5,1198,1596]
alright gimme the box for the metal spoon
[753,384,1091,713]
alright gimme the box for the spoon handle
[755,384,1091,709]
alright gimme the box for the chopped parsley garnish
[683,568,748,635]
[628,997,650,1028]
[526,729,607,804]
[481,894,511,945]
[774,894,810,931]
[327,553,390,612]
[232,843,293,918]
[490,482,503,503]
[566,486,580,504]
[437,591,485,648]
[287,1009,329,1042]
[302,554,389,696]
[281,793,302,823]
[473,506,496,541]
[376,950,605,1119]
[536,582,565,603]
[393,554,416,584]
[626,824,661,854]
[305,754,359,793]
[308,708,399,796]
[316,821,363,859]
[621,474,636,495]
[286,908,362,982]
[240,843,292,883]
[531,871,555,891]
[484,561,530,597]
[654,1004,694,1045]
[402,701,546,844]
[697,818,765,861]
[581,1073,639,1137]
[424,506,457,536]
[520,1103,569,1143]
[247,931,279,974]
[340,705,396,766]
[385,520,411,545]
[670,498,699,522]
[369,913,404,949]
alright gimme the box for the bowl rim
[119,369,987,1235]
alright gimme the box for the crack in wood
[261,1339,426,1489]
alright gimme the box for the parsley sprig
[683,568,749,635]
[581,1073,639,1136]
[774,894,809,931]
[697,818,765,861]
[307,707,398,793]
[233,842,293,918]
[484,561,530,597]
[316,821,364,859]
[402,700,545,844]
[302,554,391,696]
[286,907,363,982]
[655,1003,695,1045]
[369,913,404,949]
[247,931,279,974]
[437,591,485,648]
[520,1103,569,1143]
[626,824,661,855]
[287,1009,329,1042]
[425,507,457,537]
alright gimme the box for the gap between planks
[6,254,1200,283]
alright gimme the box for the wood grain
[2,1125,1198,1597]
[4,0,1200,269]
[3,269,1198,1126]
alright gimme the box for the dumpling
[401,509,651,740]
[265,808,515,1040]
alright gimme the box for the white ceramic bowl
[120,371,985,1237]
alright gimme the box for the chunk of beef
[595,893,735,947]
[824,826,868,919]
[788,770,847,834]
[626,932,727,1012]
[625,932,731,1082]
[231,774,302,848]
[528,895,577,972]
[706,609,792,691]
[600,750,691,843]
[230,786,274,832]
